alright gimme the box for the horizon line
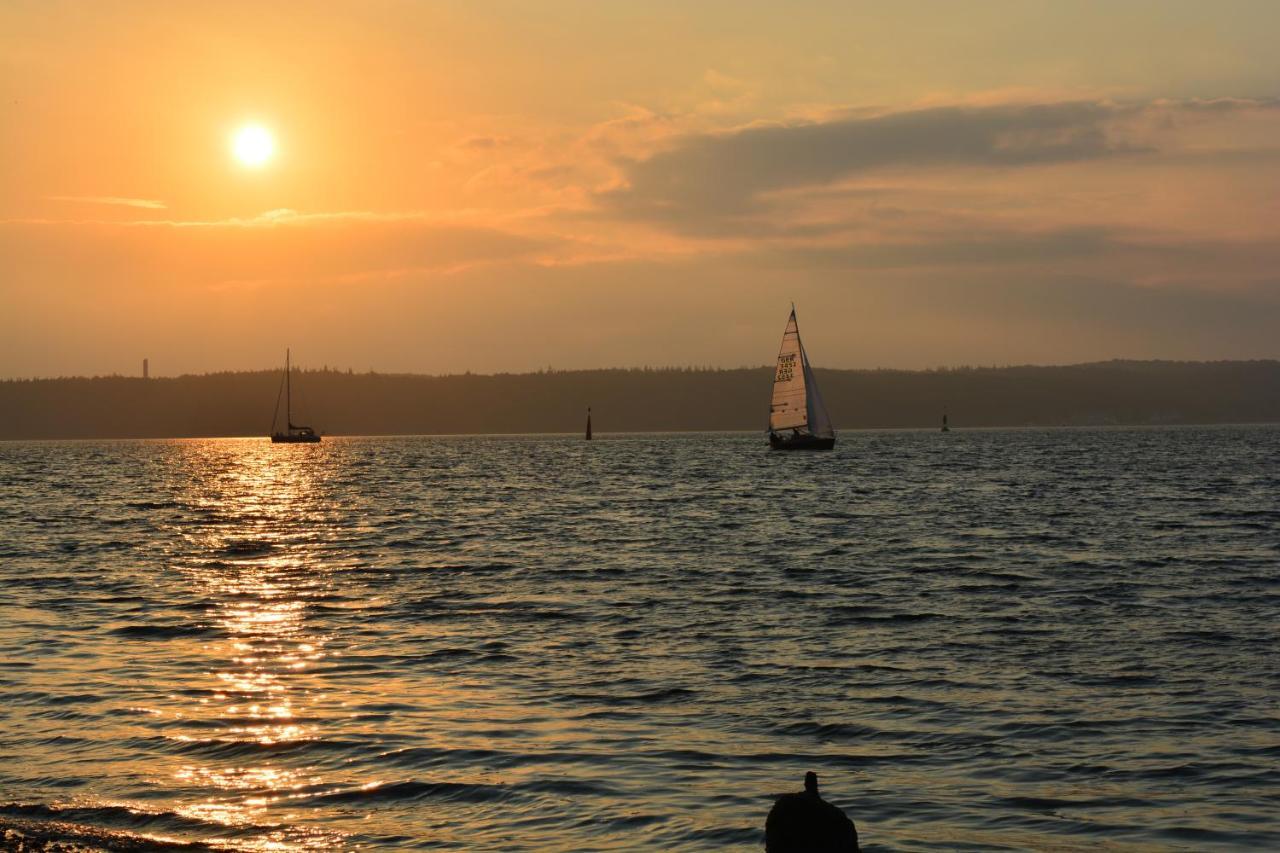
[3,356,1279,383]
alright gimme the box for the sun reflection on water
[165,440,344,849]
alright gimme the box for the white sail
[802,356,835,438]
[769,310,809,431]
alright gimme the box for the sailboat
[941,413,951,432]
[270,349,321,443]
[585,407,593,440]
[767,307,836,450]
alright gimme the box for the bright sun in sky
[232,125,274,167]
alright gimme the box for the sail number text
[775,353,796,383]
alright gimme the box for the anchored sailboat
[767,307,836,450]
[585,407,593,440]
[270,349,321,443]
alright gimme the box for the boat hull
[271,433,321,444]
[769,432,835,451]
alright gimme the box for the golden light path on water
[131,439,547,850]
[164,441,350,849]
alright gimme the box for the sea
[0,428,1277,851]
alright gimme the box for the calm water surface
[1,429,1277,850]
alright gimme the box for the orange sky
[3,0,1279,377]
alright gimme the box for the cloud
[47,195,167,210]
[749,225,1120,270]
[744,223,1280,286]
[598,98,1279,235]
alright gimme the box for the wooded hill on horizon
[1,360,1278,440]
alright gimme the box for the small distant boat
[942,413,951,432]
[270,349,321,443]
[767,307,836,450]
[585,406,593,441]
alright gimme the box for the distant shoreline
[2,360,1278,441]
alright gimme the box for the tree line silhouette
[1,360,1277,439]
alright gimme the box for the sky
[3,0,1279,377]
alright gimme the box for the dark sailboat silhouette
[767,307,836,450]
[585,406,592,440]
[270,349,321,443]
[941,412,950,432]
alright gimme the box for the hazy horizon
[7,354,1279,383]
[5,1,1280,378]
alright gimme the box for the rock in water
[765,772,860,852]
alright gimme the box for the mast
[286,348,291,430]
[586,407,592,440]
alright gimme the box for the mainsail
[769,309,834,438]
[769,311,808,431]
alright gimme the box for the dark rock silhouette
[765,772,860,852]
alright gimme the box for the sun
[232,125,275,168]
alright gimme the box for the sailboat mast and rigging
[270,349,321,443]
[767,307,836,450]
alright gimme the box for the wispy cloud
[0,209,559,290]
[46,195,167,210]
[4,207,504,229]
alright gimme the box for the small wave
[216,539,275,557]
[9,691,105,706]
[154,735,370,762]
[482,652,519,663]
[294,779,510,805]
[997,794,1152,812]
[0,820,217,851]
[562,687,698,706]
[826,610,943,626]
[110,623,220,640]
[775,721,886,742]
[126,500,179,510]
[589,812,668,831]
[419,561,516,574]
[413,647,482,662]
[661,825,762,846]
[1164,629,1237,644]
[515,778,622,797]
[0,800,270,847]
